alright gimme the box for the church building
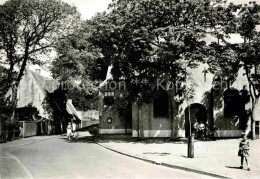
[98,35,260,138]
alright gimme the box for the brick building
[98,35,260,138]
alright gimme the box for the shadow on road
[75,125,191,144]
[226,166,242,169]
[181,155,189,158]
[59,136,96,143]
[96,135,189,144]
[143,152,171,156]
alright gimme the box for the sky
[62,0,112,19]
[0,0,112,20]
[1,0,260,19]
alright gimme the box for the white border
[216,130,244,137]
[132,130,185,138]
[99,129,132,134]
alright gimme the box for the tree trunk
[125,118,127,134]
[169,90,180,140]
[251,118,256,140]
[138,108,144,140]
[251,103,256,140]
[9,45,30,124]
[10,83,18,123]
[244,65,257,140]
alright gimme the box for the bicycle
[204,124,218,140]
[193,123,218,140]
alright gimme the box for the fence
[20,121,39,138]
[20,120,54,137]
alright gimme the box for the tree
[0,65,9,105]
[0,0,80,122]
[42,86,70,134]
[206,2,260,139]
[231,2,260,139]
[67,88,99,111]
[50,23,108,111]
[89,0,227,139]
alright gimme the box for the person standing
[67,122,72,139]
[72,122,76,132]
[193,120,199,138]
[198,121,205,139]
[238,134,250,171]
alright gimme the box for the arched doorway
[185,103,207,137]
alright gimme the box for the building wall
[182,63,252,137]
[99,90,131,134]
[132,102,185,138]
[99,63,255,138]
[17,69,47,118]
[131,63,252,138]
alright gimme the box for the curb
[97,142,231,179]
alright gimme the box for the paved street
[0,135,213,179]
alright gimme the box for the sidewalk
[97,138,260,179]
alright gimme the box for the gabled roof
[66,99,81,120]
[99,65,113,88]
[30,68,59,93]
[5,65,81,120]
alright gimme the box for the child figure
[238,134,250,171]
[67,122,72,139]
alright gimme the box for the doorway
[185,103,207,137]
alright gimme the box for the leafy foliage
[89,0,217,103]
[51,26,107,83]
[87,0,238,138]
[50,21,109,111]
[0,0,80,122]
[67,88,99,111]
[206,1,260,105]
[0,0,80,86]
[15,104,39,121]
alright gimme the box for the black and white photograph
[0,0,260,178]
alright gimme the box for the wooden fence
[20,121,39,138]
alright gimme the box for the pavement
[97,138,260,179]
[0,132,214,179]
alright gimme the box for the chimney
[35,69,41,75]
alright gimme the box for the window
[104,91,115,106]
[153,90,169,118]
[224,88,244,117]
